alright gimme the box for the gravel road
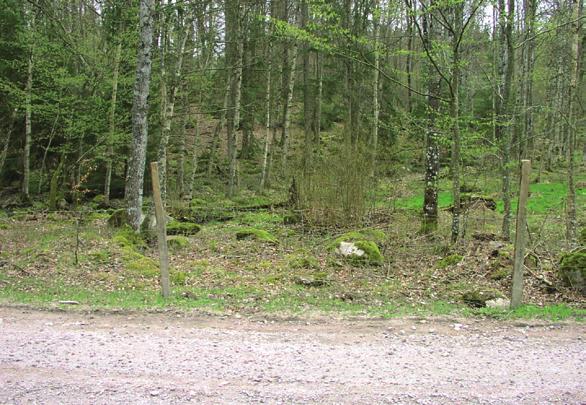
[0,307,584,404]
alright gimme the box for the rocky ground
[0,307,584,404]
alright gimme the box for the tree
[125,0,155,231]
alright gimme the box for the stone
[485,297,510,309]
[337,241,365,257]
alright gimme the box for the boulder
[559,251,586,295]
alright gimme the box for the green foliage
[112,225,146,250]
[235,227,278,244]
[167,221,201,236]
[171,271,187,286]
[437,254,463,269]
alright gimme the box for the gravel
[0,307,584,404]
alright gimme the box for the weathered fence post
[150,161,170,298]
[510,159,531,309]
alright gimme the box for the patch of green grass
[470,304,586,321]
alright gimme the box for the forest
[0,0,584,317]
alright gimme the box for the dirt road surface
[0,307,584,404]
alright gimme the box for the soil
[0,307,585,404]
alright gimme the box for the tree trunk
[158,18,191,201]
[207,81,230,177]
[450,2,463,243]
[0,108,17,179]
[280,42,298,173]
[370,3,380,178]
[186,120,200,201]
[23,46,33,199]
[422,0,440,233]
[301,0,313,176]
[104,42,122,204]
[125,0,155,231]
[496,0,515,241]
[226,0,243,198]
[260,17,273,192]
[566,0,583,244]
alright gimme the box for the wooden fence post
[150,161,170,298]
[510,159,531,309]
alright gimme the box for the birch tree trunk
[104,42,122,204]
[280,43,298,173]
[125,0,155,231]
[260,15,273,192]
[422,0,440,233]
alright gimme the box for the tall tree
[565,0,583,244]
[125,0,155,231]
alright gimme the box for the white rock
[336,242,365,257]
[486,297,511,309]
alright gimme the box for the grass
[0,171,584,322]
[1,280,582,321]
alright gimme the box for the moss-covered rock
[559,251,586,295]
[461,287,505,308]
[235,227,278,244]
[167,235,189,250]
[167,220,201,236]
[125,255,159,278]
[294,271,328,287]
[330,229,386,266]
[437,254,463,269]
[108,209,131,228]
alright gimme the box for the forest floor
[1,306,585,404]
[0,170,585,321]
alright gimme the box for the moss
[331,229,387,248]
[125,255,159,278]
[108,209,131,228]
[235,227,278,244]
[461,287,504,308]
[87,212,110,221]
[437,254,463,269]
[167,235,189,250]
[112,226,147,250]
[0,222,8,230]
[167,220,201,236]
[559,252,586,295]
[288,254,320,270]
[353,241,384,266]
